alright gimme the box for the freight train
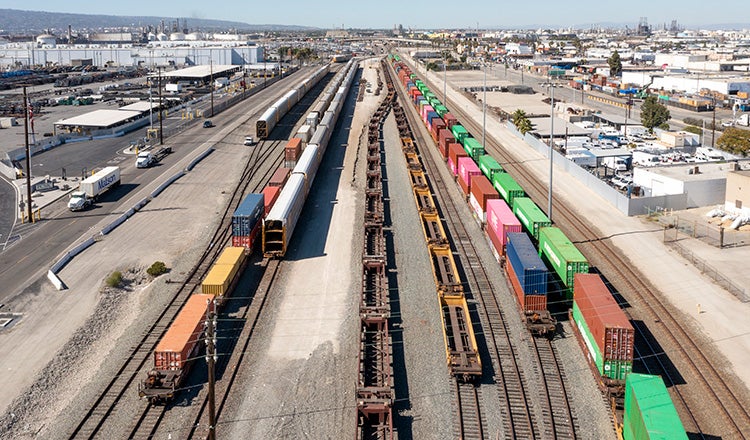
[387,54,688,438]
[263,59,358,257]
[139,65,346,404]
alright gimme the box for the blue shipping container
[232,193,264,237]
[426,111,440,124]
[506,232,548,295]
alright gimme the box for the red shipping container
[485,217,506,262]
[268,167,291,188]
[285,138,302,162]
[438,129,455,158]
[458,156,481,196]
[469,175,499,222]
[448,157,457,176]
[485,199,522,256]
[443,113,458,129]
[431,120,446,143]
[506,258,547,312]
[154,294,215,371]
[448,143,467,174]
[262,185,281,215]
[574,273,635,361]
[231,222,262,251]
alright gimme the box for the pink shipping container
[458,156,481,196]
[485,199,522,258]
[448,143,467,176]
[421,105,434,121]
[469,175,499,223]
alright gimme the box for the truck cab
[136,151,154,168]
[68,191,90,211]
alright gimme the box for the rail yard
[0,47,748,440]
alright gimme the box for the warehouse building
[725,170,750,215]
[633,162,736,208]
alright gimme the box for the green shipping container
[512,197,551,241]
[572,302,633,381]
[428,97,441,108]
[538,226,589,298]
[451,125,470,144]
[624,374,688,440]
[462,137,485,159]
[434,104,449,117]
[492,172,524,206]
[477,155,504,182]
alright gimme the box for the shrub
[684,125,702,135]
[106,271,123,288]
[147,261,168,277]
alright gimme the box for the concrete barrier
[68,236,96,258]
[186,147,215,171]
[133,197,150,211]
[47,270,65,291]
[151,171,186,198]
[50,253,72,273]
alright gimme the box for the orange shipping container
[262,185,281,215]
[285,138,303,162]
[154,294,215,371]
[268,167,291,188]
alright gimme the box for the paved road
[0,68,310,303]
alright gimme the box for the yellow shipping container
[215,246,246,268]
[737,91,748,99]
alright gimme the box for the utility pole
[23,86,33,222]
[548,80,556,221]
[482,61,487,148]
[158,67,163,145]
[209,55,214,118]
[443,51,447,104]
[711,97,716,148]
[206,299,217,440]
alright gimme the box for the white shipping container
[295,125,314,143]
[306,112,319,128]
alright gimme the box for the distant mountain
[0,8,317,33]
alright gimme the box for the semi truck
[136,146,172,168]
[67,166,121,211]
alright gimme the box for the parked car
[203,120,214,128]
[244,136,255,146]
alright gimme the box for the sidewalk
[404,53,750,392]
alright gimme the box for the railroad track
[185,258,281,439]
[426,67,750,437]
[455,382,484,440]
[67,138,284,439]
[388,60,579,440]
[530,338,577,439]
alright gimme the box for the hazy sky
[2,1,748,29]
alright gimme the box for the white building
[633,162,731,207]
[505,43,532,56]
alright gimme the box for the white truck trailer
[67,166,121,211]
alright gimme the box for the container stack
[468,175,499,224]
[485,199,522,262]
[457,156,481,196]
[201,246,248,297]
[448,143,467,176]
[231,193,265,250]
[571,273,634,381]
[512,197,552,241]
[153,293,215,371]
[506,233,549,312]
[492,172,524,207]
[539,226,589,299]
[285,138,303,168]
[623,374,688,440]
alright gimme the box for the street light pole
[548,81,555,221]
[158,67,163,145]
[209,54,214,118]
[443,51,447,104]
[482,61,487,148]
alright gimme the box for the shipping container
[462,137,485,159]
[538,226,589,297]
[451,124,469,144]
[443,113,458,129]
[306,112,319,128]
[506,254,548,312]
[434,104,449,117]
[457,156,481,195]
[512,197,552,240]
[574,274,634,361]
[623,374,688,440]
[154,294,215,371]
[285,138,303,164]
[201,246,247,296]
[469,175,498,223]
[485,199,522,260]
[426,111,440,129]
[295,125,313,144]
[262,185,281,216]
[438,129,455,158]
[268,167,291,188]
[506,232,548,296]
[448,143,468,176]
[492,172,525,206]
[571,301,633,381]
[477,155,504,181]
[232,193,264,237]
[431,118,446,143]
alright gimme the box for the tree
[608,50,622,77]
[717,127,750,157]
[511,109,533,134]
[640,96,671,132]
